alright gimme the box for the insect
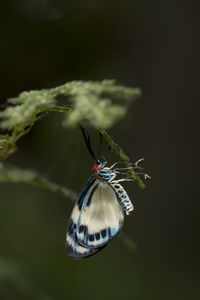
[66,126,143,259]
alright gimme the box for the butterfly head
[92,160,102,173]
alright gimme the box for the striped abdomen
[110,182,134,215]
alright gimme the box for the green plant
[0,79,146,254]
[0,80,145,189]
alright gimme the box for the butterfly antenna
[97,130,105,163]
[79,124,98,161]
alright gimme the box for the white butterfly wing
[77,180,124,248]
[66,177,102,258]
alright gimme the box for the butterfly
[65,126,140,259]
[66,159,134,258]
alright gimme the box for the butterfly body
[93,162,134,215]
[66,161,134,259]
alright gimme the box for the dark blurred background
[0,0,199,299]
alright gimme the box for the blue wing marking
[66,176,102,258]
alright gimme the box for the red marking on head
[92,162,100,172]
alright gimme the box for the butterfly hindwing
[76,181,124,248]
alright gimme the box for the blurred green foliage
[0,256,53,300]
[0,1,199,300]
[0,163,77,201]
[0,80,141,131]
[0,80,144,186]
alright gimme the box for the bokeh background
[0,0,199,299]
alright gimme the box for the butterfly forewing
[77,181,124,248]
[66,218,98,258]
[66,177,101,258]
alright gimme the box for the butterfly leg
[109,162,119,169]
[112,178,134,183]
[108,173,117,182]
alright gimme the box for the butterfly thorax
[92,162,114,182]
[91,161,134,215]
